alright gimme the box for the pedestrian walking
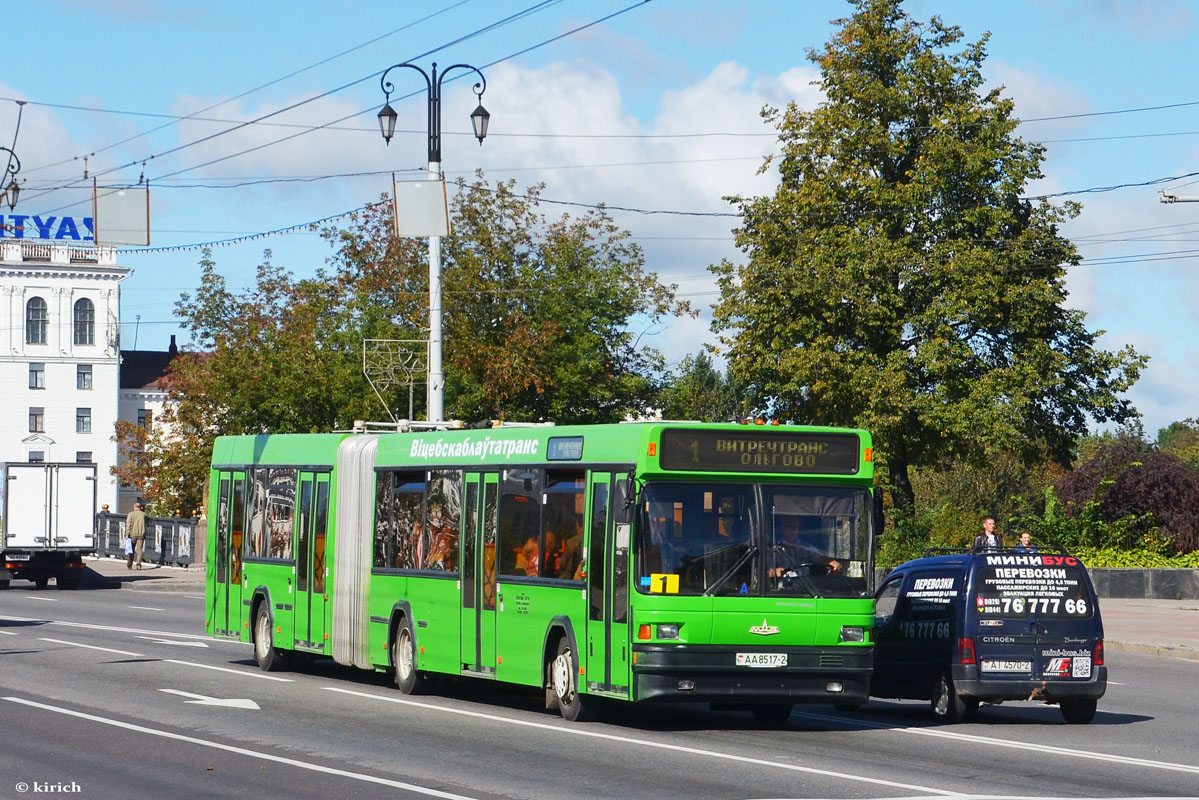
[126,502,147,569]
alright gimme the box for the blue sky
[5,0,1199,435]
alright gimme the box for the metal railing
[95,512,198,567]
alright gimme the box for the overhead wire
[14,0,480,177]
[20,0,566,212]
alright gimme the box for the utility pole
[377,62,490,423]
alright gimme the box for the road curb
[1104,639,1199,662]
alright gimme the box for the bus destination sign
[659,429,860,474]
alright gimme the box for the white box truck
[1,462,97,590]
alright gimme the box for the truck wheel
[0,580,9,590]
[253,605,284,672]
[1060,698,1097,724]
[392,620,426,695]
[551,638,598,721]
[34,578,49,590]
[930,670,970,723]
[57,577,81,591]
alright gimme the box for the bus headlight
[839,626,866,643]
[656,623,680,640]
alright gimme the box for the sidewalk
[82,555,205,594]
[77,558,1198,660]
[1096,597,1199,661]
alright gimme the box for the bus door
[293,472,330,651]
[584,472,630,694]
[461,472,498,675]
[212,471,246,638]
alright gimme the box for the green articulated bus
[205,421,879,722]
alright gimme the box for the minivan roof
[889,546,1077,574]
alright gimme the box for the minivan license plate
[736,653,787,668]
[980,659,1031,673]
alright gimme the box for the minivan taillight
[957,637,976,665]
[1095,638,1104,666]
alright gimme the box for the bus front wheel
[393,621,426,695]
[551,639,597,722]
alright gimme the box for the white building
[0,241,175,514]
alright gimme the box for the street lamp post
[378,62,489,423]
[0,146,20,211]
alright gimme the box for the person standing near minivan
[971,516,1002,553]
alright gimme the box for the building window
[26,297,48,345]
[138,409,152,428]
[76,451,93,464]
[28,451,45,463]
[73,298,95,345]
[29,362,45,389]
[77,364,93,390]
[29,407,44,433]
[76,407,91,433]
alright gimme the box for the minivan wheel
[930,670,970,723]
[1060,697,1097,724]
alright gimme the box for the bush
[1055,444,1199,553]
[1070,547,1199,569]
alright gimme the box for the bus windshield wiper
[704,545,757,597]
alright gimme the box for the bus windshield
[636,482,871,598]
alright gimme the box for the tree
[1055,442,1199,553]
[117,178,689,503]
[710,0,1145,512]
[657,352,748,422]
[436,178,689,422]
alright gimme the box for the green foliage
[710,0,1144,514]
[876,503,976,572]
[910,450,1060,531]
[440,178,691,422]
[657,352,748,422]
[1012,483,1152,553]
[1157,418,1199,471]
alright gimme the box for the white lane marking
[38,638,142,657]
[164,659,293,682]
[24,596,59,602]
[323,687,961,796]
[136,636,208,648]
[3,696,474,800]
[128,606,165,612]
[160,689,259,709]
[791,710,1199,774]
[0,630,18,635]
[0,615,241,644]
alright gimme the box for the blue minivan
[871,548,1106,723]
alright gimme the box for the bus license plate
[736,653,787,668]
[980,659,1031,673]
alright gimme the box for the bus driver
[769,514,841,578]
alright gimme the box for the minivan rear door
[971,554,1100,683]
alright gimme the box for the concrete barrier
[1089,568,1199,600]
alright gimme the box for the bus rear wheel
[393,621,426,695]
[253,605,284,672]
[551,639,597,722]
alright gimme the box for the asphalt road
[1,585,1196,800]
